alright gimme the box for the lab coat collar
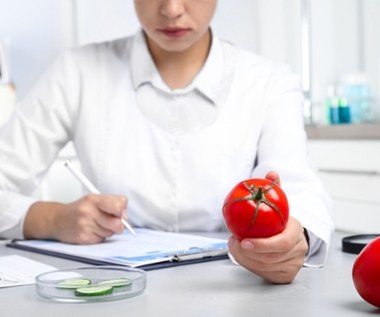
[130,29,223,105]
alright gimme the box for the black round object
[342,234,380,254]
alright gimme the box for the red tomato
[222,178,289,240]
[352,237,380,308]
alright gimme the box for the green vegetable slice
[97,278,132,288]
[74,286,113,297]
[57,278,91,289]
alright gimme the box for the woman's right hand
[23,194,128,244]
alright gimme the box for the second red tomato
[352,236,380,308]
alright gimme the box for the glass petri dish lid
[35,266,146,303]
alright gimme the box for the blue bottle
[328,97,340,124]
[338,98,351,124]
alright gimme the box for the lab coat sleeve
[0,50,80,239]
[251,64,335,267]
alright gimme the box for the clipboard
[6,229,229,271]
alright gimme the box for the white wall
[75,0,139,45]
[0,0,74,99]
[310,0,362,103]
[310,0,380,121]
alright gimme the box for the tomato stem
[254,186,263,201]
[223,178,285,228]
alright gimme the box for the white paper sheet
[0,255,56,288]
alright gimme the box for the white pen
[64,160,136,236]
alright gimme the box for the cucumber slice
[75,285,113,297]
[97,278,132,288]
[57,278,91,289]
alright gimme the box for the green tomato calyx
[224,178,285,228]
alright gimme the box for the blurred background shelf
[306,123,380,140]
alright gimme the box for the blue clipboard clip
[172,248,228,262]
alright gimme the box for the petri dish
[35,266,146,303]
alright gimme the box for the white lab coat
[0,31,334,266]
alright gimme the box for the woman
[0,0,334,283]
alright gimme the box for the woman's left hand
[228,216,309,284]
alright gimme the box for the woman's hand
[23,194,128,244]
[228,216,309,284]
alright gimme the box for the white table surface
[0,231,377,317]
